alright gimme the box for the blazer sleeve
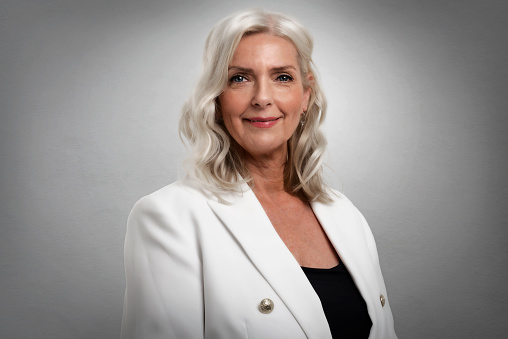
[121,194,204,339]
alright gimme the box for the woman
[121,8,397,339]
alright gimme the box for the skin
[219,33,339,268]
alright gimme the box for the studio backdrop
[1,0,507,338]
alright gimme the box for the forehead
[230,33,300,68]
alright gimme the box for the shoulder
[126,178,217,238]
[130,178,211,214]
[138,178,211,202]
[316,187,376,243]
[323,186,360,211]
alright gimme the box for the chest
[257,196,340,268]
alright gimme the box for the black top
[301,262,372,338]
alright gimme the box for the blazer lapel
[312,197,380,333]
[207,186,332,339]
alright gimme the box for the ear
[302,73,314,112]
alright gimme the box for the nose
[251,78,272,109]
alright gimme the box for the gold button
[380,294,386,307]
[259,298,274,314]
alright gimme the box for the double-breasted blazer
[121,179,397,339]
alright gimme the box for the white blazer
[121,179,397,339]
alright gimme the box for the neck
[242,148,287,196]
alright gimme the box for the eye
[230,75,247,83]
[276,74,293,82]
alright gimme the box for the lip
[243,116,281,128]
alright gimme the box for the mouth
[243,116,281,128]
[243,117,281,122]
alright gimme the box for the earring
[300,111,307,127]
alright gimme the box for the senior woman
[121,8,397,339]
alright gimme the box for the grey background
[1,0,507,338]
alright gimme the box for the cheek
[281,90,306,115]
[219,92,243,119]
[218,94,240,137]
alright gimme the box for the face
[218,33,310,159]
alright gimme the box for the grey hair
[179,8,331,202]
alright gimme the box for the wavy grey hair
[179,8,331,202]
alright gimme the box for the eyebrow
[228,65,297,73]
[228,66,252,73]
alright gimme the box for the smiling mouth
[244,117,281,122]
[243,117,281,128]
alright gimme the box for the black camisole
[301,262,372,338]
